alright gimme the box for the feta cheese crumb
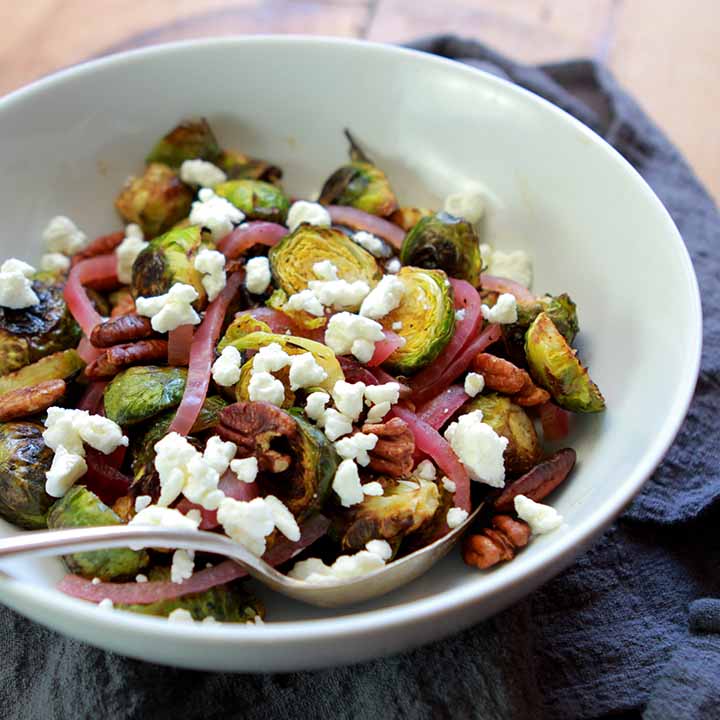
[285,289,325,317]
[289,352,327,390]
[332,459,382,507]
[180,159,227,188]
[464,372,485,397]
[230,456,258,484]
[331,380,366,421]
[115,224,147,284]
[245,256,272,295]
[43,407,128,459]
[134,495,152,513]
[194,248,227,302]
[362,481,384,496]
[486,249,533,288]
[202,616,218,624]
[202,435,237,475]
[0,259,39,309]
[444,189,486,224]
[40,252,71,273]
[359,275,405,320]
[211,345,243,387]
[447,507,469,529]
[415,460,437,481]
[91,577,101,585]
[129,506,200,531]
[248,371,285,406]
[442,477,457,493]
[444,410,508,487]
[286,201,331,232]
[365,402,391,424]
[324,312,384,363]
[305,391,330,425]
[385,257,402,274]
[455,308,466,322]
[365,539,392,560]
[42,216,87,254]
[98,598,114,611]
[398,479,420,491]
[312,260,339,281]
[44,446,87,497]
[264,495,301,542]
[322,408,354,441]
[353,231,391,258]
[334,432,378,466]
[190,188,244,241]
[136,283,201,333]
[253,342,292,373]
[168,608,194,623]
[135,574,148,583]
[171,549,195,584]
[481,293,518,325]
[364,382,400,407]
[514,495,564,535]
[391,321,403,331]
[289,543,390,584]
[307,277,370,311]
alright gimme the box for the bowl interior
[0,37,700,664]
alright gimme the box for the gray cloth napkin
[2,36,719,720]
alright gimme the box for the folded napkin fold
[1,36,718,720]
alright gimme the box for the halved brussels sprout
[145,118,220,167]
[0,275,81,375]
[104,366,187,426]
[379,267,455,375]
[0,349,84,395]
[388,207,433,232]
[400,212,482,286]
[0,422,54,529]
[525,312,605,413]
[217,313,272,350]
[215,180,289,224]
[318,130,397,217]
[337,477,440,551]
[217,149,282,184]
[464,393,542,476]
[47,486,150,580]
[115,163,194,239]
[269,225,382,299]
[131,225,208,306]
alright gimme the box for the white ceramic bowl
[0,36,701,672]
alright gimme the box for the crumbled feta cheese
[286,201,331,232]
[167,608,194,623]
[285,289,325,317]
[464,372,485,397]
[444,189,486,224]
[447,507,469,529]
[365,539,392,560]
[217,495,295,556]
[359,275,405,320]
[385,257,402,274]
[248,370,285,406]
[0,259,39,309]
[324,312,384,363]
[203,435,237,475]
[211,345,243,387]
[180,159,227,188]
[332,459,380,507]
[171,549,195,584]
[98,598,114,611]
[230,456,258,484]
[486,249,533,288]
[135,574,148,583]
[202,616,218,624]
[91,577,101,585]
[307,277,370,311]
[264,495,301,542]
[362,481,384,496]
[514,495,564,535]
[129,506,200,530]
[40,252,70,273]
[194,248,226,302]
[364,382,400,408]
[42,216,87,254]
[455,308,466,322]
[334,432,378,466]
[43,407,128,457]
[391,322,403,332]
[134,495,152,513]
[136,283,201,333]
[481,293,518,325]
[353,231,390,258]
[444,410,508,487]
[190,188,244,241]
[312,260,339,281]
[442,477,457,493]
[289,543,390,584]
[186,509,202,525]
[331,380,366,421]
[305,391,330,424]
[289,352,327,390]
[245,256,272,295]
[414,460,437,481]
[115,224,147,284]
[365,402,391,424]
[154,433,204,507]
[322,408,354,442]
[397,479,419,491]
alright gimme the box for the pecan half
[218,401,299,474]
[90,314,154,348]
[0,379,66,421]
[463,514,530,569]
[512,377,550,407]
[494,448,576,512]
[71,230,125,267]
[85,339,168,378]
[361,417,415,478]
[473,353,528,394]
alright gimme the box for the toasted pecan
[512,378,550,407]
[472,354,528,394]
[360,417,415,478]
[0,379,66,421]
[71,231,125,267]
[463,515,530,569]
[84,339,168,378]
[90,314,153,348]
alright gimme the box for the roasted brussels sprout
[388,207,433,232]
[47,486,149,580]
[400,212,482,286]
[215,180,289,224]
[217,313,272,349]
[217,149,282,184]
[269,225,382,300]
[318,130,397,216]
[104,366,187,426]
[0,349,84,395]
[503,294,579,356]
[145,118,220,167]
[525,312,605,413]
[0,422,54,529]
[0,275,81,375]
[464,393,542,476]
[337,477,440,551]
[380,267,455,375]
[115,163,194,239]
[131,225,208,306]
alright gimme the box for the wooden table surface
[2,0,718,203]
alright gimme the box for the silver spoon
[0,506,481,608]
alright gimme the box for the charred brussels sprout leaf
[0,349,84,395]
[217,149,282,184]
[380,267,455,375]
[269,225,382,300]
[115,163,194,239]
[0,422,54,529]
[215,180,289,224]
[131,225,208,307]
[400,212,482,286]
[47,486,149,580]
[464,393,542,476]
[145,118,220,167]
[525,312,605,413]
[104,366,187,426]
[0,275,81,375]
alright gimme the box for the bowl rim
[0,34,703,648]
